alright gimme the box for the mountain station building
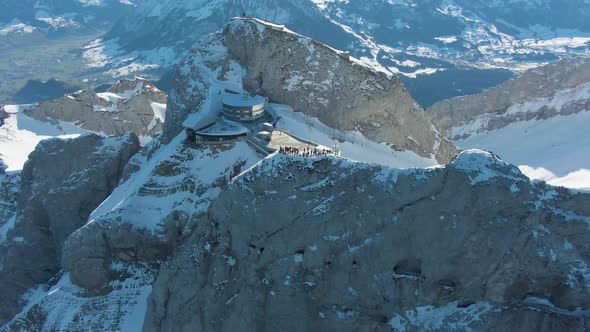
[222,93,267,122]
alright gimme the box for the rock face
[60,140,262,291]
[0,133,139,325]
[24,78,167,141]
[429,56,590,137]
[165,18,457,163]
[0,171,19,230]
[0,138,262,331]
[0,107,8,126]
[143,151,590,331]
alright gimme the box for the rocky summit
[165,18,457,163]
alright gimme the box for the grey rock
[61,141,261,291]
[0,133,140,325]
[0,107,8,127]
[62,216,175,290]
[164,18,457,163]
[143,151,590,331]
[429,56,590,135]
[23,78,167,139]
[0,172,19,226]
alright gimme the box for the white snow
[456,111,590,190]
[0,105,94,171]
[271,104,438,169]
[9,268,153,331]
[451,80,590,190]
[148,101,167,131]
[388,301,494,332]
[0,215,16,243]
[88,133,261,233]
[434,36,458,44]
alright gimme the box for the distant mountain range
[2,0,590,106]
[83,0,590,105]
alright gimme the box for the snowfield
[457,110,590,190]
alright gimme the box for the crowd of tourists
[279,146,330,158]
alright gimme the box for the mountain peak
[165,18,457,162]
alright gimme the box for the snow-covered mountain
[164,18,456,163]
[25,78,167,144]
[430,56,590,190]
[88,0,590,105]
[0,78,166,172]
[1,14,589,332]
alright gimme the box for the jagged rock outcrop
[0,107,8,126]
[429,56,590,137]
[164,18,457,163]
[0,133,139,325]
[61,139,262,290]
[24,78,167,141]
[0,170,19,230]
[143,151,590,331]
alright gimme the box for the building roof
[195,120,248,137]
[223,93,266,108]
[182,112,219,130]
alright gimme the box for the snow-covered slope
[272,105,438,168]
[0,78,167,171]
[25,78,166,140]
[455,98,590,190]
[433,58,590,190]
[0,105,92,171]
